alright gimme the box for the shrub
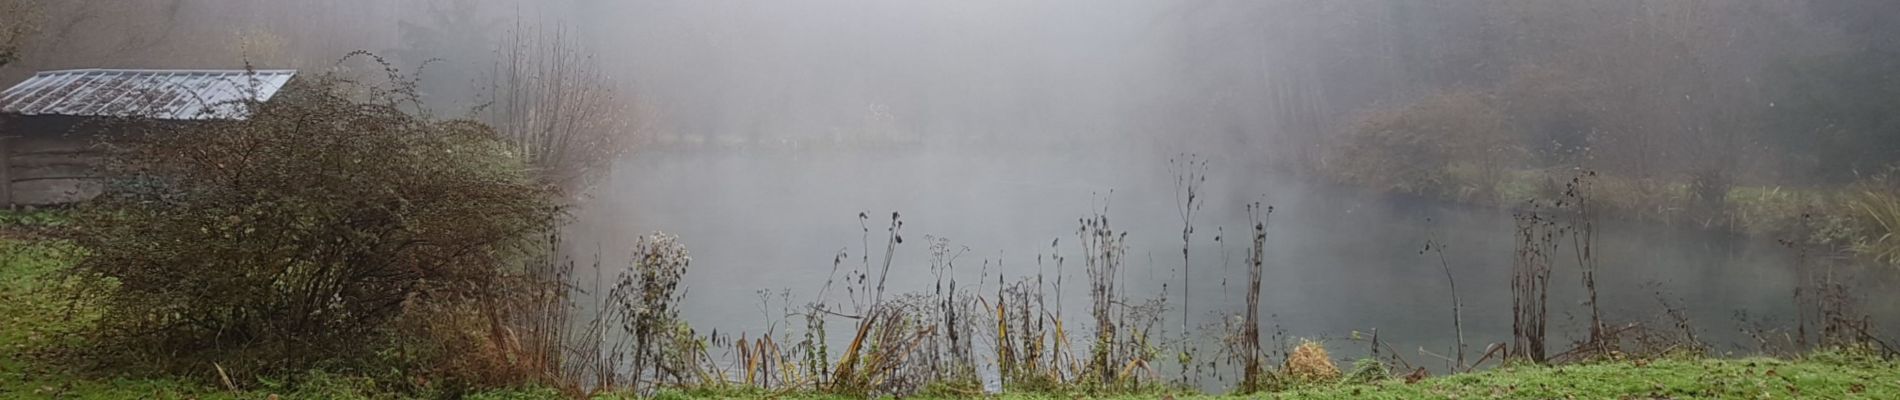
[1282,340,1340,384]
[1843,188,1900,267]
[611,232,692,391]
[1329,89,1522,200]
[67,71,560,378]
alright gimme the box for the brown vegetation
[65,69,560,384]
[1281,340,1339,383]
[0,0,38,69]
[1237,202,1271,392]
[480,22,646,194]
[1329,89,1519,200]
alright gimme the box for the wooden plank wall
[0,117,105,206]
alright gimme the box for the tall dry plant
[1078,202,1128,386]
[479,232,580,391]
[1170,153,1208,384]
[1239,202,1272,392]
[1562,171,1609,355]
[614,233,692,391]
[480,20,644,194]
[823,212,943,397]
[1510,202,1559,363]
[1421,233,1466,370]
[1037,237,1075,383]
[926,236,977,382]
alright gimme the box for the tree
[0,0,40,69]
[70,71,560,375]
[1330,89,1521,200]
[1762,0,1900,181]
[1765,52,1900,182]
[479,21,643,194]
[396,0,501,113]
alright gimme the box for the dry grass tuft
[1282,340,1340,383]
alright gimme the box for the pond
[571,145,1900,390]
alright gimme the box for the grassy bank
[669,354,1900,399]
[6,235,1898,399]
[1365,165,1900,265]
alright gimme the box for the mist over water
[11,0,1900,392]
[574,146,1900,388]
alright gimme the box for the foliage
[0,239,90,371]
[611,233,694,391]
[1280,340,1339,384]
[1843,189,1900,266]
[1766,51,1900,182]
[0,0,40,69]
[26,229,1895,399]
[1826,169,1900,269]
[0,210,71,230]
[7,355,1893,399]
[480,22,644,194]
[394,1,499,111]
[1494,65,1611,168]
[64,72,560,379]
[1329,89,1522,200]
[1342,358,1389,385]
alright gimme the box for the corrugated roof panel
[0,69,298,121]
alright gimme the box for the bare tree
[0,0,42,69]
[480,20,645,194]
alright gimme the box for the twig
[1463,343,1509,373]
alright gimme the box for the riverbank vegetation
[5,155,1898,399]
[1311,1,1900,271]
[7,231,1899,399]
[4,1,1900,399]
[1,73,1895,396]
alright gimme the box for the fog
[7,0,1900,389]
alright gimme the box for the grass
[1435,166,1900,264]
[648,354,1900,399]
[628,356,1900,399]
[0,239,88,369]
[0,238,220,400]
[1267,354,1900,400]
[8,232,1897,400]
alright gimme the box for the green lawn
[1266,355,1900,399]
[644,354,1900,399]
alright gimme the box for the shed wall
[0,117,109,206]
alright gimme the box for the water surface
[574,146,1900,388]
